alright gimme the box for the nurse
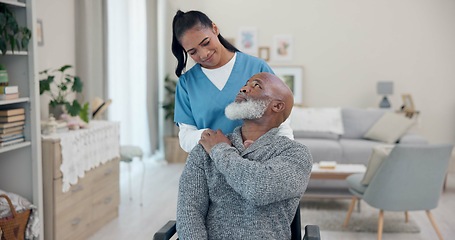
[171,10,293,152]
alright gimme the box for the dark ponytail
[171,10,240,77]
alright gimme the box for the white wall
[167,0,455,144]
[35,0,76,119]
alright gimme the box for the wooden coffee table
[303,163,366,199]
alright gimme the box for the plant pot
[0,70,8,85]
[49,104,65,119]
[164,136,188,163]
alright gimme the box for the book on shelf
[0,92,19,100]
[0,137,25,147]
[0,85,18,94]
[0,121,25,129]
[0,133,24,142]
[0,126,24,134]
[0,130,24,140]
[0,114,25,123]
[0,108,25,117]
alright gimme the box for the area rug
[300,199,420,233]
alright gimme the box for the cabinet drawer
[54,172,94,215]
[92,181,119,221]
[55,198,92,240]
[91,158,120,193]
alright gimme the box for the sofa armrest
[398,133,428,144]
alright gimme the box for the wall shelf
[0,0,26,8]
[0,97,30,106]
[2,50,28,56]
[0,141,31,154]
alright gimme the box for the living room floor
[87,158,455,240]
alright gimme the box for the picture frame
[36,19,44,46]
[238,27,258,56]
[258,47,270,61]
[401,94,415,112]
[272,35,293,61]
[271,66,303,104]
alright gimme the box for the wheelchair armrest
[152,220,320,240]
[153,220,177,240]
[303,225,321,240]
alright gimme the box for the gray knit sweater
[176,127,313,240]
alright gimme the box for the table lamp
[377,81,393,108]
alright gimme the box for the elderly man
[176,72,313,240]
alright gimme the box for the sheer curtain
[106,0,157,156]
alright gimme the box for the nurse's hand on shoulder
[199,129,231,154]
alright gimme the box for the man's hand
[199,129,231,154]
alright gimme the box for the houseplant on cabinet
[0,64,8,85]
[162,75,188,163]
[39,65,90,122]
[0,3,32,55]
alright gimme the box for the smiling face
[179,23,225,69]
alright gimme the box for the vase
[49,104,65,119]
[0,69,8,86]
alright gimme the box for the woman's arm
[278,118,294,140]
[178,123,207,152]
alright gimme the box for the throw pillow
[361,145,394,185]
[363,112,415,143]
[290,107,344,134]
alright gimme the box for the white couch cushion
[341,108,387,139]
[291,107,344,134]
[361,145,394,185]
[364,112,415,144]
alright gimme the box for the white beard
[225,99,270,120]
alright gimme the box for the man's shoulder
[187,144,210,165]
[276,135,310,151]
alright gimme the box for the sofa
[291,107,427,166]
[290,107,427,190]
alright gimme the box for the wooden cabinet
[0,0,43,239]
[42,139,120,240]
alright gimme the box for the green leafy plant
[0,3,32,55]
[39,65,89,121]
[162,74,177,121]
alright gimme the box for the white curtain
[106,0,156,156]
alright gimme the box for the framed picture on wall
[258,47,270,61]
[272,35,293,61]
[238,27,258,56]
[36,19,44,46]
[271,66,303,104]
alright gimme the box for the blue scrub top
[174,52,274,134]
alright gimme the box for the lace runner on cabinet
[42,120,120,192]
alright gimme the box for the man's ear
[271,101,285,113]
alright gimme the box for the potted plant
[0,3,32,55]
[39,65,90,122]
[161,74,187,162]
[162,74,177,132]
[0,64,8,85]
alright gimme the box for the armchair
[153,205,321,240]
[343,144,453,240]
